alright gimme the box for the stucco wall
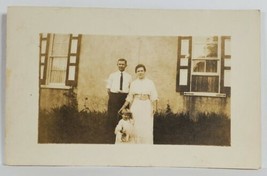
[39,88,70,111]
[184,96,231,119]
[71,35,230,117]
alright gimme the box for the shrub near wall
[38,106,114,143]
[38,106,230,146]
[153,112,230,146]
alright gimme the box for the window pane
[179,69,188,85]
[50,57,68,84]
[206,43,218,57]
[72,34,79,38]
[193,60,205,72]
[224,38,231,55]
[193,44,206,59]
[180,58,188,66]
[206,60,217,72]
[52,34,70,56]
[41,40,47,54]
[52,57,68,70]
[224,70,231,87]
[225,59,231,67]
[71,39,78,53]
[191,75,219,92]
[42,33,48,38]
[181,40,189,55]
[193,36,218,59]
[70,56,76,64]
[68,66,76,81]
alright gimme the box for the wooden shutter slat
[176,36,192,93]
[66,34,82,87]
[220,36,231,96]
[39,33,50,85]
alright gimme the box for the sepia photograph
[38,34,231,146]
[4,7,261,169]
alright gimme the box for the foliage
[153,111,230,146]
[39,103,230,146]
[39,107,114,143]
[63,88,78,110]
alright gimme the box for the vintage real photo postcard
[5,7,261,168]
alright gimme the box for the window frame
[176,36,231,97]
[39,33,82,89]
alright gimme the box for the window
[176,36,231,97]
[39,33,82,88]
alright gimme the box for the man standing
[107,58,132,130]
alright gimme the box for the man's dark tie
[120,72,123,91]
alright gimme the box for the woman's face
[136,67,145,79]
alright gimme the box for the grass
[153,112,230,145]
[39,106,114,143]
[38,106,230,146]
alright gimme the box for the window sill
[40,84,72,90]
[184,92,226,97]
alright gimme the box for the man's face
[117,61,127,72]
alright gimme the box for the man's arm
[107,88,111,95]
[106,73,112,95]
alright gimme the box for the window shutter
[39,33,51,85]
[66,34,82,87]
[176,36,192,93]
[220,36,231,96]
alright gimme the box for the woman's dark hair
[135,64,146,73]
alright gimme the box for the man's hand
[107,88,111,95]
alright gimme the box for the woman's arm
[150,80,158,114]
[118,101,130,113]
[152,100,158,114]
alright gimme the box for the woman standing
[119,64,158,144]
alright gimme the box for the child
[114,109,134,144]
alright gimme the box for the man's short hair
[117,58,127,65]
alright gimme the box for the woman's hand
[118,107,124,115]
[118,101,129,114]
[152,108,157,115]
[152,100,158,115]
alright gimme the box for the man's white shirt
[107,71,132,93]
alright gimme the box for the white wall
[77,35,231,117]
[77,35,183,112]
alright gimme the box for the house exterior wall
[75,35,230,117]
[39,88,70,111]
[184,96,231,120]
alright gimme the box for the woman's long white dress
[126,78,158,144]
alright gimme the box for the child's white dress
[114,119,134,144]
